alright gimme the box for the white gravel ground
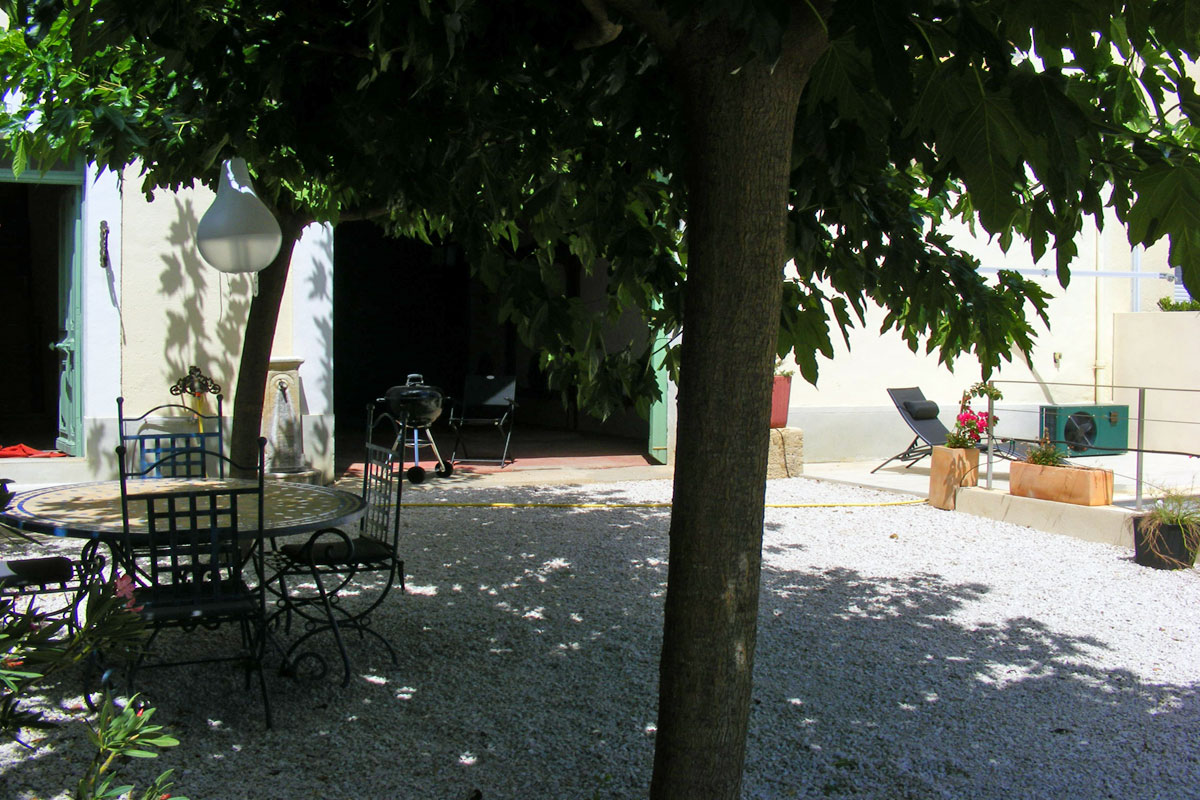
[4,476,1200,799]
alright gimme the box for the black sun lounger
[872,387,1025,473]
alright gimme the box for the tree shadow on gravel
[0,494,674,800]
[748,564,1200,800]
[9,481,1198,800]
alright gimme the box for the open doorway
[331,221,655,472]
[0,183,77,452]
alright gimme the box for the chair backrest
[118,395,226,479]
[359,442,403,547]
[462,374,516,413]
[117,439,266,611]
[887,387,950,446]
[365,404,403,449]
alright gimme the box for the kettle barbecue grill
[379,374,453,483]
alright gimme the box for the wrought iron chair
[268,410,405,686]
[114,438,274,727]
[447,374,517,466]
[117,394,226,479]
[1,479,107,632]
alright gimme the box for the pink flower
[114,573,143,613]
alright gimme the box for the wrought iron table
[0,478,366,555]
[3,478,370,694]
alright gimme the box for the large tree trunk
[650,19,827,800]
[228,216,308,475]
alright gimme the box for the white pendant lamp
[196,157,283,273]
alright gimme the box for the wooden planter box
[1008,461,1113,506]
[928,445,979,510]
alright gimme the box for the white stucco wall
[65,167,335,481]
[782,212,1180,462]
[1112,312,1200,457]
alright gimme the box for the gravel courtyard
[4,476,1199,799]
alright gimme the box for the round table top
[1,478,366,541]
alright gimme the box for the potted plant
[1132,491,1200,569]
[771,359,793,429]
[929,382,1000,510]
[1008,435,1114,506]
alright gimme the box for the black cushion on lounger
[902,400,940,420]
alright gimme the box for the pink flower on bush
[944,383,1001,448]
[114,573,143,613]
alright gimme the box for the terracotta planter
[1008,461,1113,506]
[928,445,979,510]
[1133,518,1200,569]
[770,375,792,429]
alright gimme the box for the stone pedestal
[767,427,804,478]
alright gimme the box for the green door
[647,328,670,465]
[53,188,83,454]
[0,157,85,454]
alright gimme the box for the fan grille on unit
[1063,411,1097,452]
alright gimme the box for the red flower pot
[770,375,792,428]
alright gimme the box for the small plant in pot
[1023,435,1068,467]
[1133,490,1200,569]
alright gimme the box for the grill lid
[381,373,443,426]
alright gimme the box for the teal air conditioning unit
[1039,404,1129,457]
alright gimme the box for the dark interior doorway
[0,183,70,450]
[331,221,650,471]
[333,222,477,431]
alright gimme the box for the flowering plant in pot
[1133,490,1200,569]
[929,383,1001,510]
[943,382,1002,449]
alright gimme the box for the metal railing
[981,380,1200,510]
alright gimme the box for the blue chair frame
[118,395,225,478]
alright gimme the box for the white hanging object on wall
[196,157,282,273]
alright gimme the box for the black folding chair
[448,374,517,466]
[114,438,273,727]
[873,387,1024,473]
[268,410,405,686]
[117,395,225,479]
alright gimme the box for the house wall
[1112,312,1200,457]
[8,166,336,486]
[114,169,335,480]
[782,212,1181,463]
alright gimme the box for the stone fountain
[260,358,320,484]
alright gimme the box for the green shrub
[1024,436,1067,466]
[2,572,185,799]
[1157,296,1200,311]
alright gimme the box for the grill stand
[394,421,452,484]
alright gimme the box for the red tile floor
[337,423,654,479]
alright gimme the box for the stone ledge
[768,427,804,479]
[955,486,1134,548]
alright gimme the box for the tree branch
[336,206,389,223]
[575,0,623,49]
[595,0,679,53]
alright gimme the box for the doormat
[0,444,67,458]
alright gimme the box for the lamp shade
[196,157,283,273]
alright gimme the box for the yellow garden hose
[401,499,925,509]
